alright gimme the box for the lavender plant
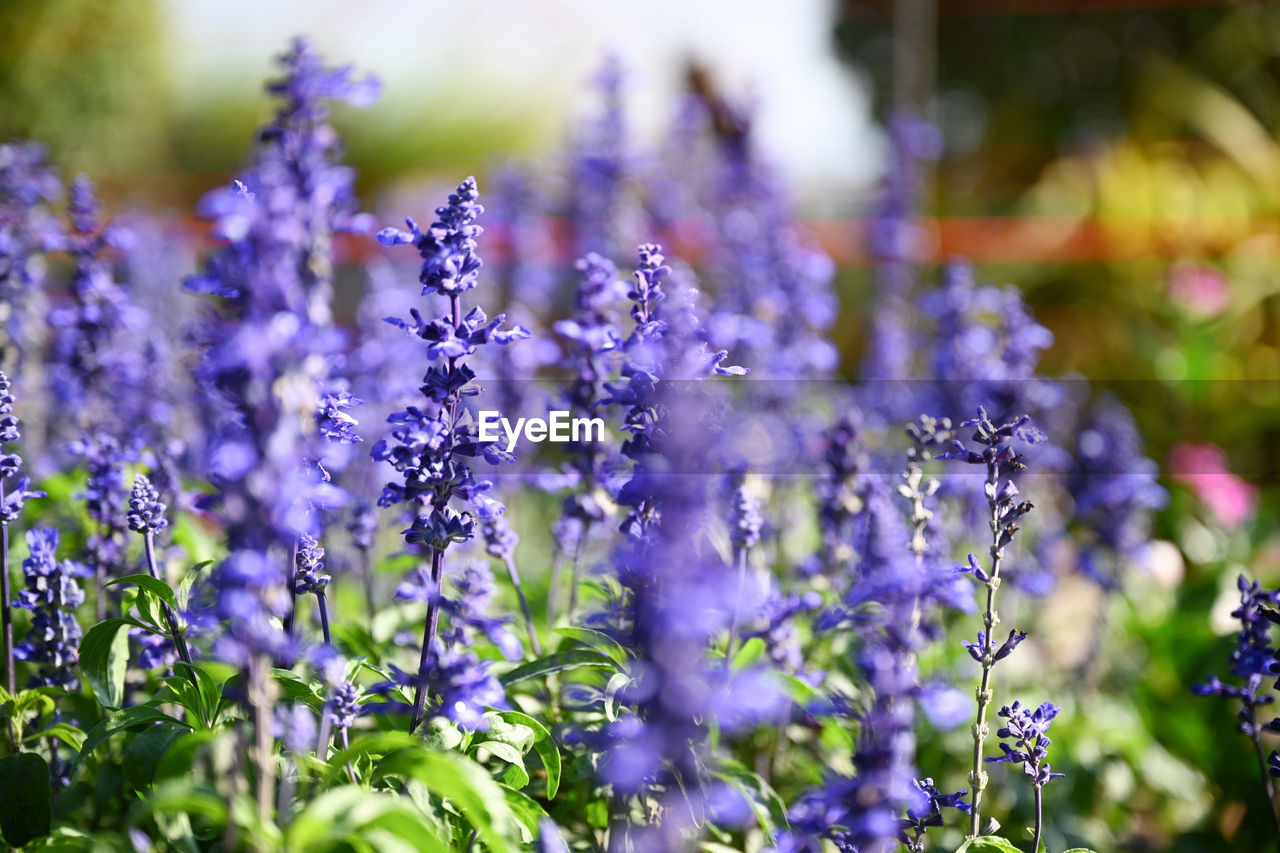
[372,175,529,732]
[1194,575,1280,835]
[0,370,40,695]
[942,407,1045,836]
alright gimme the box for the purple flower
[292,534,330,596]
[986,701,1066,789]
[0,141,63,368]
[13,528,86,689]
[1067,395,1167,589]
[1194,575,1280,739]
[46,175,143,441]
[127,473,168,535]
[187,39,377,667]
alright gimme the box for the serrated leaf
[0,753,51,846]
[956,838,1023,853]
[499,648,615,686]
[123,722,188,789]
[553,626,629,668]
[495,710,561,799]
[80,618,134,709]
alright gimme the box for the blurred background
[4,0,1280,849]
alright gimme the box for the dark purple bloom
[292,534,330,596]
[899,778,970,853]
[127,473,168,535]
[986,700,1066,788]
[1194,575,1280,739]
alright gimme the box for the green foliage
[0,751,52,847]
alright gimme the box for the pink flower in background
[1168,442,1257,529]
[1168,264,1230,317]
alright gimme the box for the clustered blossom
[987,700,1065,787]
[46,176,144,442]
[69,432,133,619]
[1067,396,1168,589]
[549,253,624,558]
[586,243,756,850]
[187,38,377,667]
[0,141,63,367]
[1193,576,1280,744]
[861,112,940,409]
[13,528,86,689]
[292,534,330,595]
[127,474,168,535]
[0,371,39,525]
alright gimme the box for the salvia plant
[0,36,1236,853]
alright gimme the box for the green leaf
[1059,850,1099,853]
[499,648,615,686]
[123,722,189,789]
[553,626,629,668]
[730,636,765,671]
[0,752,52,847]
[324,731,423,780]
[604,671,629,722]
[154,728,219,782]
[711,758,789,844]
[956,838,1024,853]
[288,786,450,852]
[25,721,85,751]
[481,716,535,753]
[75,705,188,767]
[107,573,179,611]
[175,563,210,612]
[377,746,522,853]
[79,618,134,709]
[495,710,561,799]
[499,784,551,842]
[272,668,322,703]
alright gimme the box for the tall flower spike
[588,243,751,850]
[940,407,1045,837]
[0,371,41,694]
[13,528,86,690]
[1194,575,1280,834]
[548,253,623,623]
[0,141,63,370]
[372,176,528,733]
[128,472,197,686]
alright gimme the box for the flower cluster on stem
[372,176,529,733]
[940,406,1045,837]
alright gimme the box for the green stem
[143,532,199,694]
[501,554,540,656]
